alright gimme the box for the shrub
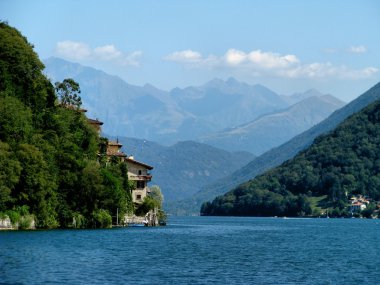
[6,210,21,225]
[72,212,86,228]
[18,215,34,230]
[92,209,112,228]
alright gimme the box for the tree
[0,22,56,110]
[55,78,82,108]
[16,143,59,228]
[149,185,164,208]
[0,142,21,211]
[0,96,33,145]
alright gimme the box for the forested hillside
[0,22,133,228]
[201,98,380,217]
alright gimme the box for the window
[136,181,145,189]
[138,170,142,175]
[136,194,142,200]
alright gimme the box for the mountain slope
[201,97,380,216]
[170,78,290,132]
[114,137,255,202]
[200,94,344,155]
[45,58,314,147]
[167,82,380,215]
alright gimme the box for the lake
[0,216,379,284]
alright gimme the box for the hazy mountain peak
[202,78,227,88]
[226,76,240,85]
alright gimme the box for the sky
[1,0,380,102]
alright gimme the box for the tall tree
[55,79,82,108]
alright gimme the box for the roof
[65,105,87,112]
[107,151,127,157]
[87,118,104,125]
[125,157,153,170]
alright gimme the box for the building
[349,202,367,213]
[125,156,153,204]
[87,118,104,134]
[106,139,126,161]
[349,195,369,213]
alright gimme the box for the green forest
[0,22,161,229]
[201,95,380,218]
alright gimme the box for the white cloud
[164,48,378,80]
[222,49,299,69]
[225,49,246,65]
[55,41,142,66]
[348,45,367,53]
[93,45,122,60]
[282,63,378,80]
[247,50,299,69]
[164,50,202,63]
[56,41,91,60]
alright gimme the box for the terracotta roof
[125,157,153,170]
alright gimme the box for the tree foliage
[202,98,380,217]
[0,22,135,228]
[55,78,82,108]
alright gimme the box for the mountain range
[167,82,380,215]
[44,57,343,155]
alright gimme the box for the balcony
[129,174,152,181]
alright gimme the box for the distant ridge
[113,137,255,202]
[166,81,380,215]
[200,94,344,155]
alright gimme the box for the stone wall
[123,209,159,227]
[0,217,13,229]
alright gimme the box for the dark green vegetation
[201,97,380,217]
[0,22,135,228]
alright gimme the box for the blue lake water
[1,216,379,284]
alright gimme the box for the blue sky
[1,0,380,101]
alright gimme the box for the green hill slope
[0,22,132,228]
[201,98,380,216]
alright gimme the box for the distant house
[349,202,367,213]
[65,105,104,135]
[106,139,127,160]
[87,118,104,134]
[125,156,153,204]
[349,195,369,213]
